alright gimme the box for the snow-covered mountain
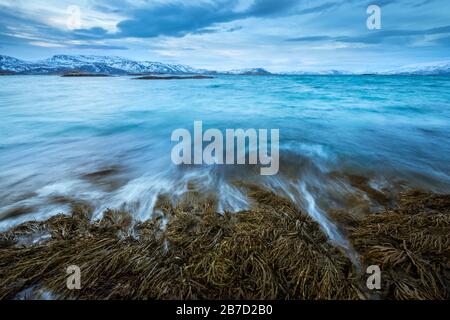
[41,55,209,74]
[2,54,449,76]
[0,55,35,73]
[279,69,354,75]
[278,62,450,76]
[0,54,272,75]
[223,68,271,75]
[0,55,211,75]
[381,61,450,76]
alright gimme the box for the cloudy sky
[0,0,449,72]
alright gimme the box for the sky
[0,0,449,72]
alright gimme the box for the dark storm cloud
[0,0,449,71]
[2,0,444,44]
[115,0,303,38]
[287,24,450,44]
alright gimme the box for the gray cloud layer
[0,0,448,70]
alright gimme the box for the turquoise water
[0,75,449,236]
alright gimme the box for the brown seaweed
[0,187,448,300]
[0,186,359,300]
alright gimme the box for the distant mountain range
[1,54,449,76]
[0,55,269,76]
[278,62,450,76]
[278,70,354,76]
[381,61,450,76]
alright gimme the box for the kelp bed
[0,186,449,300]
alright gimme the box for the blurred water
[0,75,449,239]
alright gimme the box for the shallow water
[0,75,449,240]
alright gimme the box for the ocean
[1,74,449,240]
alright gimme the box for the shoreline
[1,184,448,300]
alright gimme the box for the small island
[0,70,17,76]
[61,71,111,77]
[133,75,214,80]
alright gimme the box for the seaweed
[0,186,359,300]
[0,187,448,300]
[341,190,450,299]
